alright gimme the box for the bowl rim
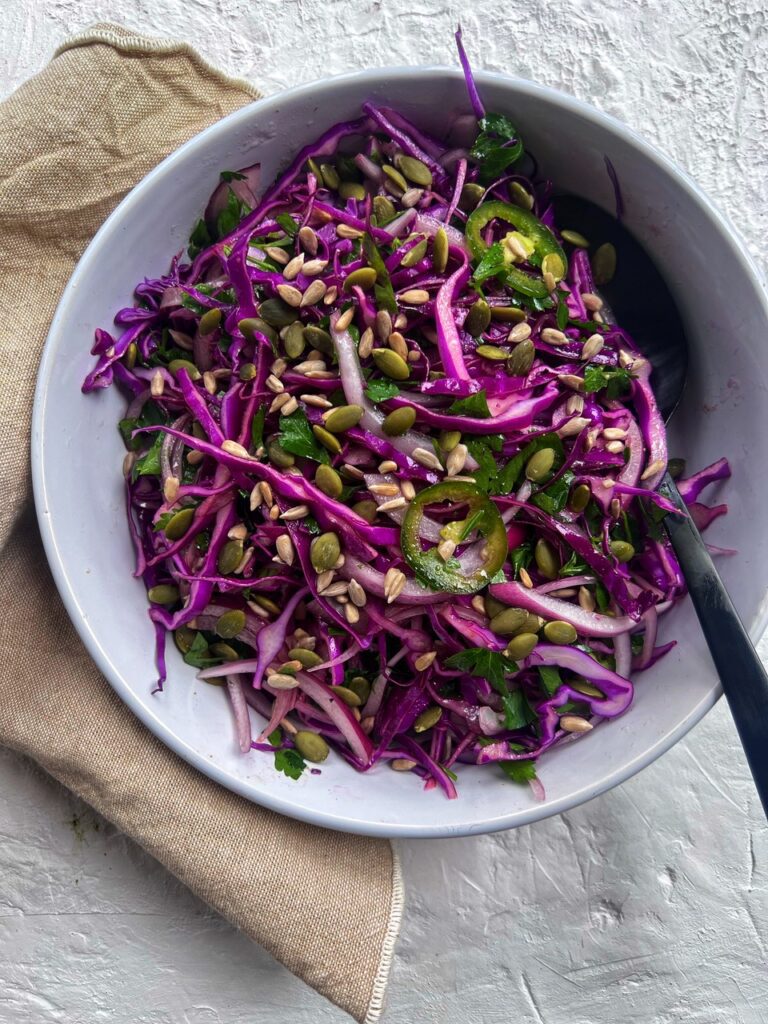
[31,64,768,837]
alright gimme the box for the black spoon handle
[659,472,768,815]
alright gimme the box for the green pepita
[124,342,138,369]
[352,499,378,523]
[338,181,367,200]
[294,730,329,763]
[535,538,559,580]
[168,358,201,381]
[396,154,433,188]
[217,539,244,575]
[380,407,416,439]
[147,584,179,605]
[414,706,443,733]
[372,348,410,381]
[382,164,408,192]
[526,447,556,483]
[164,507,195,540]
[315,464,343,499]
[476,345,510,361]
[541,252,565,282]
[438,430,462,452]
[211,642,240,661]
[399,237,428,268]
[319,163,340,189]
[198,308,222,335]
[307,157,322,180]
[571,680,605,698]
[592,242,617,285]
[310,532,341,572]
[288,647,324,669]
[459,182,485,212]
[373,195,397,223]
[253,594,281,615]
[258,298,299,328]
[283,321,306,359]
[484,595,508,619]
[489,607,529,635]
[569,483,592,513]
[346,676,371,704]
[561,229,590,248]
[331,685,362,708]
[464,299,491,337]
[238,362,257,381]
[267,439,295,468]
[239,317,279,345]
[343,267,378,292]
[506,338,535,376]
[200,670,227,687]
[610,540,635,563]
[505,632,539,660]
[302,324,334,354]
[667,457,686,480]
[432,227,449,273]
[174,625,196,654]
[490,306,527,323]
[519,612,545,635]
[323,404,364,433]
[543,620,578,645]
[312,425,343,454]
[508,181,534,210]
[215,609,246,639]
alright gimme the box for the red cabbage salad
[84,35,730,798]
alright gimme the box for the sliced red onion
[226,676,252,753]
[296,671,374,765]
[339,556,444,605]
[251,587,309,689]
[490,581,638,637]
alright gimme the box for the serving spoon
[554,195,768,816]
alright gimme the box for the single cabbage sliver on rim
[83,32,731,799]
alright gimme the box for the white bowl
[32,67,768,838]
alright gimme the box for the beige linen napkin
[0,24,402,1022]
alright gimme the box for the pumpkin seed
[400,238,428,268]
[535,538,559,579]
[438,429,462,452]
[506,338,535,376]
[315,464,343,499]
[174,625,195,654]
[519,612,545,635]
[312,425,342,454]
[541,252,565,282]
[346,676,371,703]
[339,181,367,200]
[168,358,201,380]
[215,609,246,639]
[124,342,138,369]
[343,267,378,292]
[267,438,295,468]
[294,730,329,763]
[147,584,179,605]
[508,181,534,210]
[217,539,244,575]
[198,308,222,335]
[382,164,408,192]
[476,344,510,361]
[372,348,410,381]
[483,595,507,618]
[610,540,635,563]
[164,507,195,540]
[323,404,363,433]
[300,325,333,355]
[253,594,281,615]
[414,706,443,733]
[331,685,363,708]
[395,154,433,187]
[307,157,322,180]
[431,226,449,273]
[211,642,240,661]
[319,162,340,189]
[258,298,299,327]
[352,499,378,523]
[283,321,306,359]
[505,633,539,659]
[571,680,605,698]
[459,182,485,211]
[569,483,592,514]
[526,447,556,482]
[489,607,529,635]
[238,362,257,381]
[382,406,416,436]
[200,670,227,687]
[543,620,578,645]
[667,457,686,480]
[561,229,590,248]
[239,316,278,345]
[593,242,617,285]
[373,195,397,223]
[464,299,491,337]
[310,532,341,572]
[374,309,392,343]
[490,306,527,323]
[288,647,324,669]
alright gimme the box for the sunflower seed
[578,586,596,612]
[359,327,374,359]
[150,370,165,397]
[541,327,567,344]
[294,359,326,374]
[603,427,627,441]
[565,394,584,415]
[264,246,290,265]
[342,463,365,480]
[260,482,274,506]
[348,579,367,607]
[280,505,310,521]
[508,322,532,344]
[337,223,363,239]
[446,443,468,476]
[398,289,430,304]
[641,458,666,480]
[276,284,303,307]
[543,271,556,293]
[221,440,251,459]
[437,539,456,561]
[269,392,291,414]
[558,416,591,437]
[249,485,261,511]
[390,758,418,771]
[265,374,284,394]
[412,447,443,470]
[122,451,137,477]
[301,280,327,307]
[504,233,530,260]
[369,482,400,496]
[275,534,294,565]
[314,570,336,593]
[581,334,604,361]
[321,581,350,598]
[401,480,416,500]
[336,307,355,331]
[282,253,305,280]
[374,310,392,342]
[298,226,318,255]
[414,651,437,672]
[581,292,603,311]
[198,371,215,395]
[558,374,585,392]
[378,460,398,473]
[519,567,534,589]
[387,331,408,360]
[268,505,280,520]
[377,496,407,512]
[323,285,338,305]
[560,715,593,733]
[384,567,406,603]
[163,475,180,503]
[302,258,328,277]
[605,440,625,454]
[610,498,622,519]
[301,393,333,409]
[401,187,425,208]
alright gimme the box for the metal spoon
[554,195,768,816]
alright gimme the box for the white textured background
[3,2,768,1022]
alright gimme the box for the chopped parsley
[444,647,518,694]
[278,409,330,464]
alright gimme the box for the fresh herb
[274,748,307,780]
[220,170,247,182]
[559,550,590,576]
[583,365,634,399]
[153,511,175,533]
[496,432,562,495]
[466,435,503,493]
[472,242,507,284]
[538,665,563,696]
[180,293,208,314]
[188,218,212,259]
[183,632,221,670]
[470,113,524,182]
[363,235,398,314]
[444,647,518,694]
[217,188,251,239]
[447,389,491,419]
[556,297,570,331]
[364,379,401,403]
[510,538,534,578]
[278,409,330,464]
[532,470,574,515]
[250,405,266,450]
[133,433,164,478]
[499,758,537,784]
[501,689,538,730]
[302,516,321,535]
[276,213,298,237]
[490,567,507,584]
[594,580,610,612]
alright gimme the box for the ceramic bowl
[32,67,768,837]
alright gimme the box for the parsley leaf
[219,170,247,182]
[532,470,574,515]
[276,213,298,237]
[470,114,525,183]
[363,235,398,314]
[500,759,538,784]
[133,432,164,478]
[188,218,212,259]
[183,632,221,670]
[559,550,589,576]
[466,437,500,492]
[496,432,562,496]
[274,748,306,780]
[447,389,491,419]
[472,242,507,284]
[510,539,534,578]
[217,188,251,239]
[278,409,330,464]
[250,405,266,450]
[594,580,610,612]
[538,665,563,697]
[364,380,401,403]
[583,365,634,399]
[444,648,518,694]
[556,297,570,331]
[501,690,538,730]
